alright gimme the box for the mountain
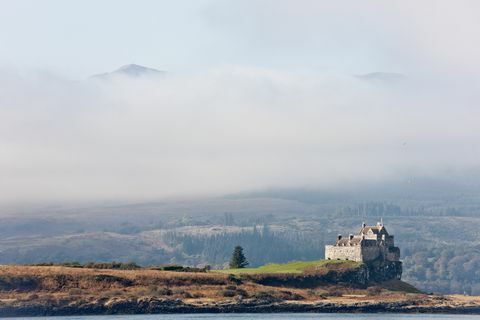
[90,64,166,79]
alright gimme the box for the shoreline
[2,265,480,317]
[3,298,480,317]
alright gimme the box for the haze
[1,0,480,206]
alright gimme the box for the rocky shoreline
[2,265,480,317]
[2,297,480,317]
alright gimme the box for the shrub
[147,285,172,296]
[0,276,38,291]
[93,274,133,286]
[110,290,124,296]
[327,287,343,297]
[84,261,141,270]
[219,289,236,297]
[157,287,173,295]
[367,286,382,296]
[253,290,275,300]
[26,293,39,300]
[149,265,208,272]
[160,265,184,271]
[68,288,82,296]
[279,290,304,300]
[307,289,327,299]
[235,288,248,297]
[172,288,185,295]
[191,292,205,298]
[227,274,242,285]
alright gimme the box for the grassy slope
[380,279,423,294]
[214,259,360,274]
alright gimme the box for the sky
[4,0,478,77]
[1,0,480,205]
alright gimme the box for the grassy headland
[1,262,480,316]
[214,259,360,274]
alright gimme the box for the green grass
[213,259,360,275]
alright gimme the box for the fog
[0,66,478,205]
[1,1,480,205]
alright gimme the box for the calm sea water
[8,314,480,320]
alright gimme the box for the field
[215,259,360,274]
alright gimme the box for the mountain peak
[91,64,165,79]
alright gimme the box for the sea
[7,314,480,320]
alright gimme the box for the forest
[1,182,480,295]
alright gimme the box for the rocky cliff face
[365,260,402,283]
[243,260,401,288]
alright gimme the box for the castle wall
[360,246,381,262]
[325,245,362,262]
[386,247,400,261]
[325,224,400,263]
[385,236,394,247]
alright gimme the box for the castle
[325,221,400,263]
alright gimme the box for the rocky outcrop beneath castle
[243,260,401,288]
[365,259,402,283]
[242,265,369,288]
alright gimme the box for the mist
[0,65,478,206]
[1,0,480,206]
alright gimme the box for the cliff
[231,259,402,288]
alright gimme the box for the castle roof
[336,236,379,246]
[359,225,388,235]
[333,222,392,247]
[337,237,362,245]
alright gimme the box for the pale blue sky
[0,0,430,78]
[0,0,215,77]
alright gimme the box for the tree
[229,246,249,269]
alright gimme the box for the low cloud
[0,65,479,205]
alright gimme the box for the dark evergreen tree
[229,245,248,268]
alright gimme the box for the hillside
[2,184,480,295]
[1,264,480,316]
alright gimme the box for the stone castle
[325,221,400,263]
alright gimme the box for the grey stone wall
[325,245,362,262]
[361,246,381,262]
[386,247,400,261]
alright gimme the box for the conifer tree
[229,245,248,268]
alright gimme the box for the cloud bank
[0,65,479,205]
[2,1,480,205]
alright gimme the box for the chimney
[349,234,354,240]
[362,222,366,228]
[337,234,342,241]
